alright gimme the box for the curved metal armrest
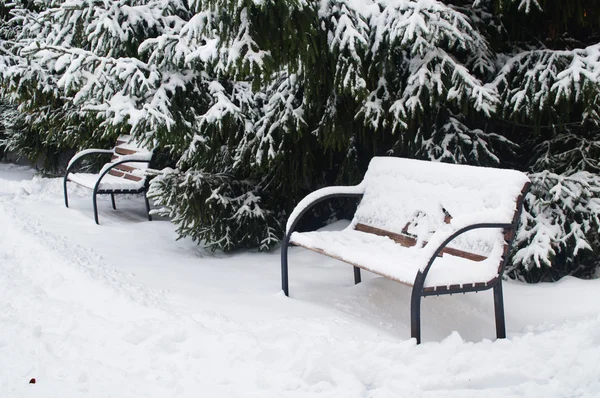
[93,159,152,192]
[66,149,114,172]
[414,222,515,289]
[284,184,365,241]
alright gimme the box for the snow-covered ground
[1,162,599,398]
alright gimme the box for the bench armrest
[67,149,114,171]
[285,184,365,236]
[422,222,514,269]
[411,221,514,294]
[92,158,153,193]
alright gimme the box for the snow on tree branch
[321,0,370,98]
[513,171,600,270]
[402,49,498,118]
[501,0,543,13]
[418,114,515,165]
[372,0,491,58]
[495,44,600,123]
[236,70,305,168]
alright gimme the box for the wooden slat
[114,164,138,173]
[109,169,142,181]
[424,285,448,294]
[498,182,530,274]
[358,223,420,247]
[355,223,487,262]
[114,147,137,156]
[109,170,124,177]
[123,173,143,182]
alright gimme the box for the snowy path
[1,163,600,397]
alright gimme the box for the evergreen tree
[1,0,599,280]
[487,0,600,280]
[0,0,14,158]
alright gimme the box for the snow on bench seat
[68,171,146,191]
[291,228,505,288]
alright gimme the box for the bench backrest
[107,135,153,183]
[353,157,530,258]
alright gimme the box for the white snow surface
[1,162,600,397]
[353,157,530,241]
[291,229,504,287]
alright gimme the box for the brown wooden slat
[123,173,143,182]
[109,169,142,181]
[109,170,124,177]
[355,223,487,262]
[498,181,530,274]
[357,223,420,247]
[502,242,511,257]
[115,147,138,156]
[442,246,486,262]
[424,280,496,294]
[114,164,138,173]
[504,228,515,242]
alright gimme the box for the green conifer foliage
[0,0,599,280]
[486,0,600,280]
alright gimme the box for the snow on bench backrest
[353,157,530,258]
[107,135,153,182]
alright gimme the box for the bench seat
[291,228,503,288]
[68,172,146,191]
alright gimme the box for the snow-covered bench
[63,135,154,224]
[281,157,530,344]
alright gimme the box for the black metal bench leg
[111,193,116,210]
[281,238,290,296]
[144,194,152,221]
[93,190,99,225]
[63,177,69,208]
[353,267,361,285]
[493,281,506,339]
[410,288,422,344]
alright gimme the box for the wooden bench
[63,135,154,224]
[281,157,530,344]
